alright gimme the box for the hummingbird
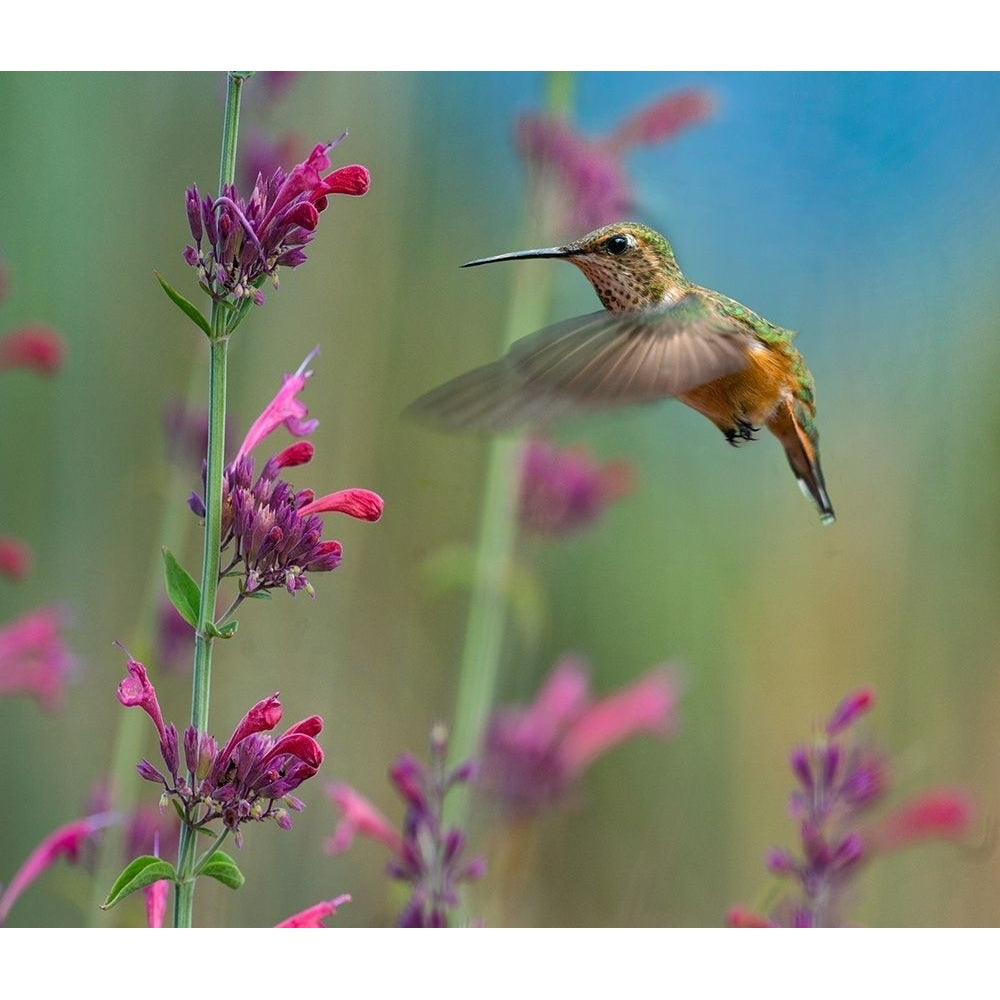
[408,222,835,525]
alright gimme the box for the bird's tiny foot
[724,420,759,447]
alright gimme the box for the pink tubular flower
[480,655,680,818]
[516,89,713,232]
[234,349,320,463]
[183,134,369,306]
[118,645,324,847]
[0,813,119,924]
[276,893,351,927]
[518,439,633,537]
[0,325,64,375]
[0,606,74,710]
[326,783,405,855]
[0,536,31,579]
[189,351,383,601]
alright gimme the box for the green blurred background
[1,71,998,927]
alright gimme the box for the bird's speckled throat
[564,222,687,313]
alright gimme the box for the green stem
[173,70,245,929]
[445,71,576,819]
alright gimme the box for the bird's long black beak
[461,246,577,268]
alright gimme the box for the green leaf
[155,272,212,336]
[207,620,238,639]
[198,850,245,890]
[101,855,176,910]
[162,546,201,629]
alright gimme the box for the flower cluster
[188,351,382,601]
[478,655,680,819]
[327,726,485,927]
[116,648,323,848]
[183,135,369,306]
[516,89,713,231]
[518,438,633,537]
[728,689,974,927]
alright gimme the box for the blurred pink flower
[516,89,714,231]
[519,438,633,537]
[276,893,351,927]
[325,783,404,855]
[0,537,31,579]
[0,325,64,375]
[0,813,118,924]
[479,655,680,817]
[0,606,74,710]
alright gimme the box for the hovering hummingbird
[408,222,835,525]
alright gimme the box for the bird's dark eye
[603,234,632,255]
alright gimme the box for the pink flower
[0,606,75,710]
[480,655,681,817]
[516,89,714,232]
[276,893,351,927]
[233,349,320,463]
[0,537,31,579]
[518,439,633,537]
[190,352,383,600]
[0,813,119,924]
[183,135,369,306]
[863,788,974,854]
[0,325,64,375]
[325,783,404,855]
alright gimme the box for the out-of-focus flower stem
[446,72,575,827]
[173,71,247,929]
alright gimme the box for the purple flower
[479,656,680,819]
[516,89,713,232]
[0,607,75,710]
[116,649,324,847]
[519,438,633,537]
[731,688,975,928]
[326,727,484,927]
[183,135,369,306]
[189,351,383,600]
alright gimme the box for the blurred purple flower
[730,688,975,928]
[155,597,195,673]
[0,325,64,375]
[519,438,633,537]
[0,813,119,924]
[0,606,75,710]
[183,135,369,306]
[116,647,324,848]
[516,89,714,231]
[479,655,680,818]
[326,726,484,927]
[276,893,351,927]
[189,351,383,600]
[239,132,304,195]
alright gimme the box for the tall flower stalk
[171,70,246,929]
[101,72,375,928]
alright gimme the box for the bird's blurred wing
[407,296,751,432]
